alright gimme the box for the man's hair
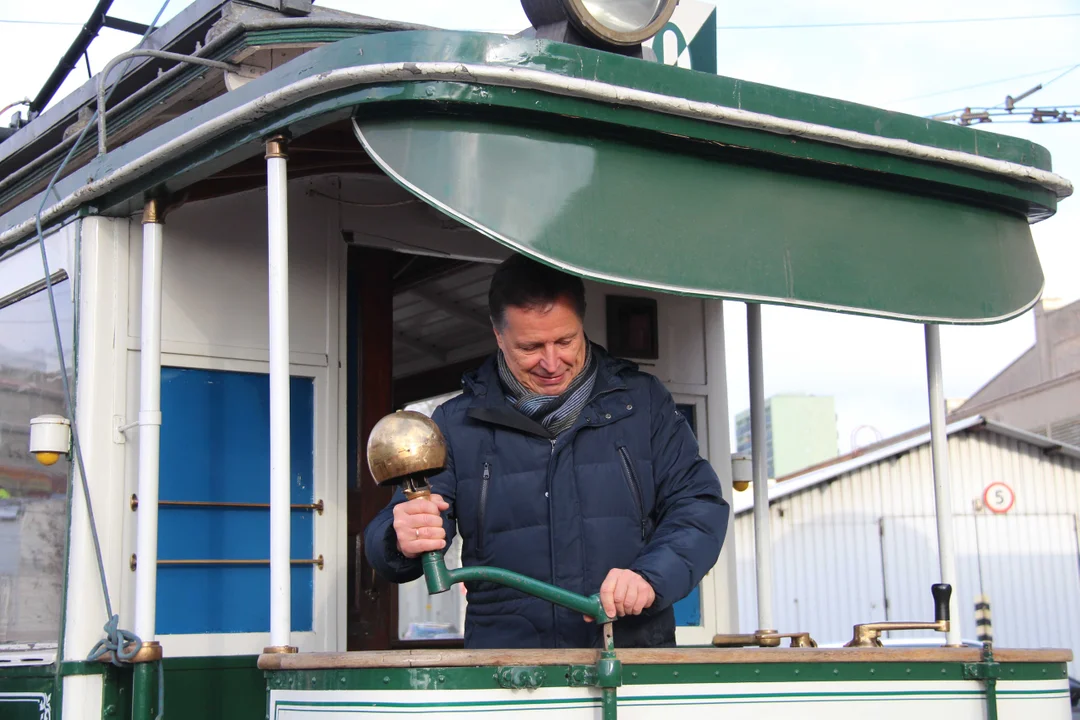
[488,255,587,330]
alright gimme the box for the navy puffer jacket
[365,344,729,649]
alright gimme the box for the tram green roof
[0,29,1069,323]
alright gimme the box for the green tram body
[0,5,1072,720]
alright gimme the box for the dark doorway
[345,246,495,650]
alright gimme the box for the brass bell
[366,411,447,498]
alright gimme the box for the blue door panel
[156,368,315,634]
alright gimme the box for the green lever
[420,551,615,624]
[419,550,621,720]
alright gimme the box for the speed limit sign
[983,482,1015,514]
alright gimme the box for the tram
[0,1,1073,719]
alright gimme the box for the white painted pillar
[747,303,773,631]
[704,300,738,632]
[133,199,164,642]
[924,324,961,645]
[266,135,294,652]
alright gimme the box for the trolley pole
[264,135,296,655]
[924,324,961,645]
[747,303,774,632]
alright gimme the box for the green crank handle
[420,551,614,624]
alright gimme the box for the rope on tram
[32,2,173,717]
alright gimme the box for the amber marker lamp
[29,414,71,466]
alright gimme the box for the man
[365,255,729,649]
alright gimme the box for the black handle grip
[932,583,952,623]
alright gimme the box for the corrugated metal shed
[734,416,1080,671]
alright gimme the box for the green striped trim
[272,686,1070,717]
[267,660,1069,690]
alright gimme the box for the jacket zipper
[542,387,624,644]
[478,461,491,554]
[546,438,558,638]
[617,446,647,541]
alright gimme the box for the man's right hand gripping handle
[393,494,450,558]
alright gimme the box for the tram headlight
[522,0,679,47]
[29,415,71,466]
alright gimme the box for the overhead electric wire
[31,2,172,716]
[1041,64,1080,90]
[984,63,1080,111]
[894,64,1078,104]
[719,12,1080,30]
[0,19,82,26]
[926,61,1080,119]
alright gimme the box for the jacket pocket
[477,460,491,554]
[617,446,647,541]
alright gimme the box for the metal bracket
[962,661,1001,680]
[495,666,547,690]
[963,644,1001,720]
[567,665,598,687]
[597,654,623,688]
[113,415,133,444]
[963,643,1001,681]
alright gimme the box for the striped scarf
[497,342,597,436]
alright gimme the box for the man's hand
[393,494,450,559]
[586,568,655,621]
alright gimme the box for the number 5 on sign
[982,482,1015,514]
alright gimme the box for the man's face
[494,295,587,396]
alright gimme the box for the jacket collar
[463,342,633,409]
[462,344,638,437]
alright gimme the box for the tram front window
[0,279,73,646]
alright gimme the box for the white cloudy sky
[1,0,1077,451]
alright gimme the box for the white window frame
[120,351,336,657]
[670,392,719,646]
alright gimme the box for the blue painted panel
[674,585,701,626]
[156,368,315,634]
